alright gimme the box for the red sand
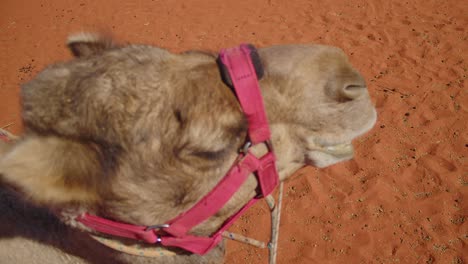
[0,0,466,263]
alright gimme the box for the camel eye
[190,148,228,161]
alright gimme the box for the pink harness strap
[77,44,279,255]
[218,45,279,197]
[218,45,270,144]
[165,153,262,237]
[77,213,158,243]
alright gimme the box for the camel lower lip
[319,143,353,157]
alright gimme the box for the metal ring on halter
[241,140,274,155]
[145,224,170,231]
[241,141,252,154]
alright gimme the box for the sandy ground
[0,0,466,263]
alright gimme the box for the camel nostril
[342,84,367,99]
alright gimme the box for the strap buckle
[145,224,170,231]
[240,139,274,155]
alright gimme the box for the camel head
[0,33,376,259]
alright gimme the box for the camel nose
[335,67,368,100]
[342,82,367,100]
[325,65,369,101]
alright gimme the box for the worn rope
[88,182,285,261]
[0,128,18,141]
[90,235,177,257]
[222,231,266,248]
[223,182,284,264]
[265,182,284,264]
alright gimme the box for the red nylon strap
[254,151,278,196]
[76,44,279,255]
[162,197,260,254]
[160,234,223,254]
[218,44,279,196]
[218,44,270,144]
[164,153,260,237]
[77,213,159,243]
[76,153,269,254]
[165,45,278,238]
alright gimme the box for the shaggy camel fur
[0,33,376,263]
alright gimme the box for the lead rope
[89,234,177,257]
[266,182,284,264]
[223,182,284,264]
[91,184,284,262]
[0,128,18,141]
[0,128,283,263]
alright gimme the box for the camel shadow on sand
[0,187,127,264]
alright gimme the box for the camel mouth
[306,142,355,168]
[315,142,354,158]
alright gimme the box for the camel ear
[0,136,103,205]
[67,32,116,58]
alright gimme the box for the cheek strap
[217,44,264,89]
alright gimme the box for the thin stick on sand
[1,123,14,129]
[222,182,284,264]
[222,231,266,248]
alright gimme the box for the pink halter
[77,44,279,255]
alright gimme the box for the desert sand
[0,0,466,263]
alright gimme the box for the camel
[0,33,377,263]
